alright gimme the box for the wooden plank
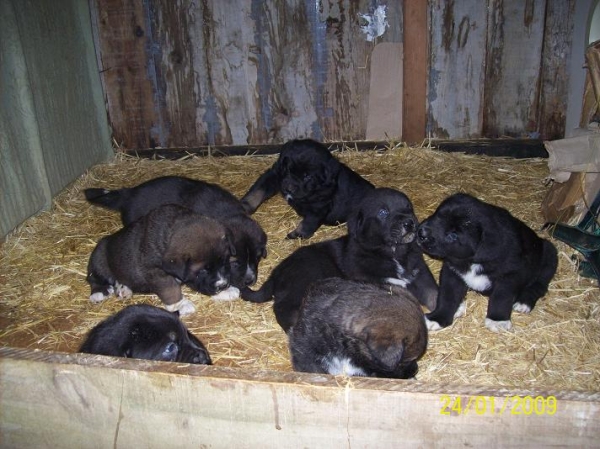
[11,0,112,194]
[403,0,428,144]
[538,0,576,140]
[366,43,403,140]
[124,140,392,159]
[1,348,599,448]
[91,0,160,149]
[483,0,547,137]
[0,1,50,238]
[318,0,376,141]
[427,0,488,139]
[433,138,548,158]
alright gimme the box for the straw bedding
[1,144,598,391]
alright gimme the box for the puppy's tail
[241,278,274,303]
[84,188,126,211]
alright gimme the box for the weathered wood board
[89,0,575,148]
[483,0,547,138]
[1,347,599,448]
[427,0,488,139]
[1,0,112,239]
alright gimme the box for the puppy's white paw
[425,317,443,331]
[165,298,196,316]
[115,282,133,300]
[89,292,109,303]
[485,318,512,332]
[512,302,532,314]
[454,301,467,319]
[89,286,114,303]
[211,286,241,301]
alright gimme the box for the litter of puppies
[1,142,598,389]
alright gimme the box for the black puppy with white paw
[241,139,374,239]
[242,188,437,332]
[289,278,428,379]
[417,193,558,332]
[79,304,211,364]
[85,176,267,300]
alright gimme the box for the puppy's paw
[89,286,114,303]
[512,302,532,314]
[211,286,240,301]
[165,298,196,316]
[425,317,443,331]
[384,277,409,288]
[485,318,512,332]
[454,301,467,319]
[115,282,133,300]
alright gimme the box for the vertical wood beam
[402,0,429,144]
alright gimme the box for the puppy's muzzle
[393,218,417,244]
[417,226,434,247]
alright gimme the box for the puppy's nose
[402,218,416,232]
[214,274,229,290]
[244,267,257,286]
[417,226,430,241]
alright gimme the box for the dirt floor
[1,145,598,391]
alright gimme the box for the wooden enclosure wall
[2,348,599,448]
[90,0,575,150]
[0,0,112,239]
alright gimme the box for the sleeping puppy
[85,176,267,300]
[417,193,558,332]
[87,204,235,315]
[289,278,427,379]
[242,188,437,331]
[241,139,375,239]
[79,304,211,364]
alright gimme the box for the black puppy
[87,205,235,315]
[85,176,267,300]
[417,193,558,332]
[242,188,437,331]
[241,139,375,239]
[289,279,427,379]
[79,304,211,364]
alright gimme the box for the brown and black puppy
[242,188,437,331]
[85,176,267,300]
[417,193,558,332]
[79,304,211,364]
[241,139,375,239]
[87,204,235,315]
[289,278,427,379]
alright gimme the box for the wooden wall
[89,0,575,150]
[0,0,112,239]
[2,348,599,448]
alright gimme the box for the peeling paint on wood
[90,0,574,149]
[428,0,487,139]
[483,0,546,138]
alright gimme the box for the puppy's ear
[224,229,236,256]
[347,210,364,238]
[162,254,189,281]
[362,327,405,371]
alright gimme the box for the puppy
[79,304,211,364]
[289,278,427,379]
[417,193,558,332]
[242,188,437,331]
[241,139,375,239]
[85,176,267,300]
[87,204,235,315]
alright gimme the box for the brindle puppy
[289,278,427,379]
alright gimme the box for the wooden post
[402,0,428,144]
